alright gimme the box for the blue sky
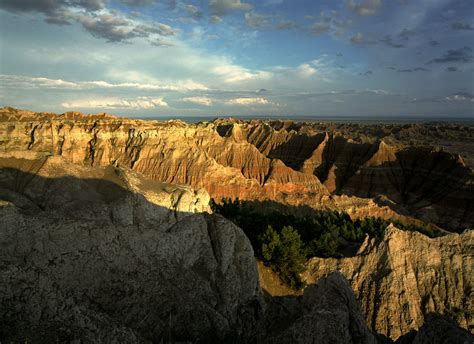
[0,0,473,117]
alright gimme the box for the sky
[0,0,473,118]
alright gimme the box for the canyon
[1,108,472,231]
[0,107,473,342]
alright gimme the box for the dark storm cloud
[428,47,473,64]
[348,0,381,16]
[446,66,458,72]
[451,22,474,31]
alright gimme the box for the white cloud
[296,63,317,78]
[61,96,168,109]
[0,74,208,92]
[212,65,272,83]
[226,97,269,105]
[182,96,213,106]
[445,93,474,102]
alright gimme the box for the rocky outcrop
[396,314,474,344]
[303,224,474,340]
[256,272,380,343]
[0,156,262,342]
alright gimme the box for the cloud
[209,15,223,24]
[182,4,203,20]
[309,11,351,36]
[350,32,365,44]
[0,0,178,44]
[120,0,156,6]
[182,96,213,106]
[451,22,474,31]
[61,96,169,109]
[445,92,474,102]
[276,20,296,30]
[73,13,178,43]
[446,66,458,72]
[149,38,174,47]
[226,97,269,105]
[428,47,473,64]
[396,67,429,72]
[379,35,404,48]
[212,65,271,83]
[0,74,208,92]
[350,32,377,45]
[0,0,105,15]
[410,92,474,103]
[296,63,317,78]
[209,0,252,23]
[360,70,373,76]
[348,0,381,16]
[245,11,270,29]
[398,28,416,40]
[310,22,330,35]
[428,39,439,46]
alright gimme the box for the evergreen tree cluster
[210,198,444,289]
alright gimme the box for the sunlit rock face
[303,224,474,340]
[1,108,472,231]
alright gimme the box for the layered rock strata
[1,108,472,231]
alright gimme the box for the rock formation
[1,107,472,231]
[303,224,474,340]
[256,272,380,343]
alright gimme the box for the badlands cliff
[1,108,472,231]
